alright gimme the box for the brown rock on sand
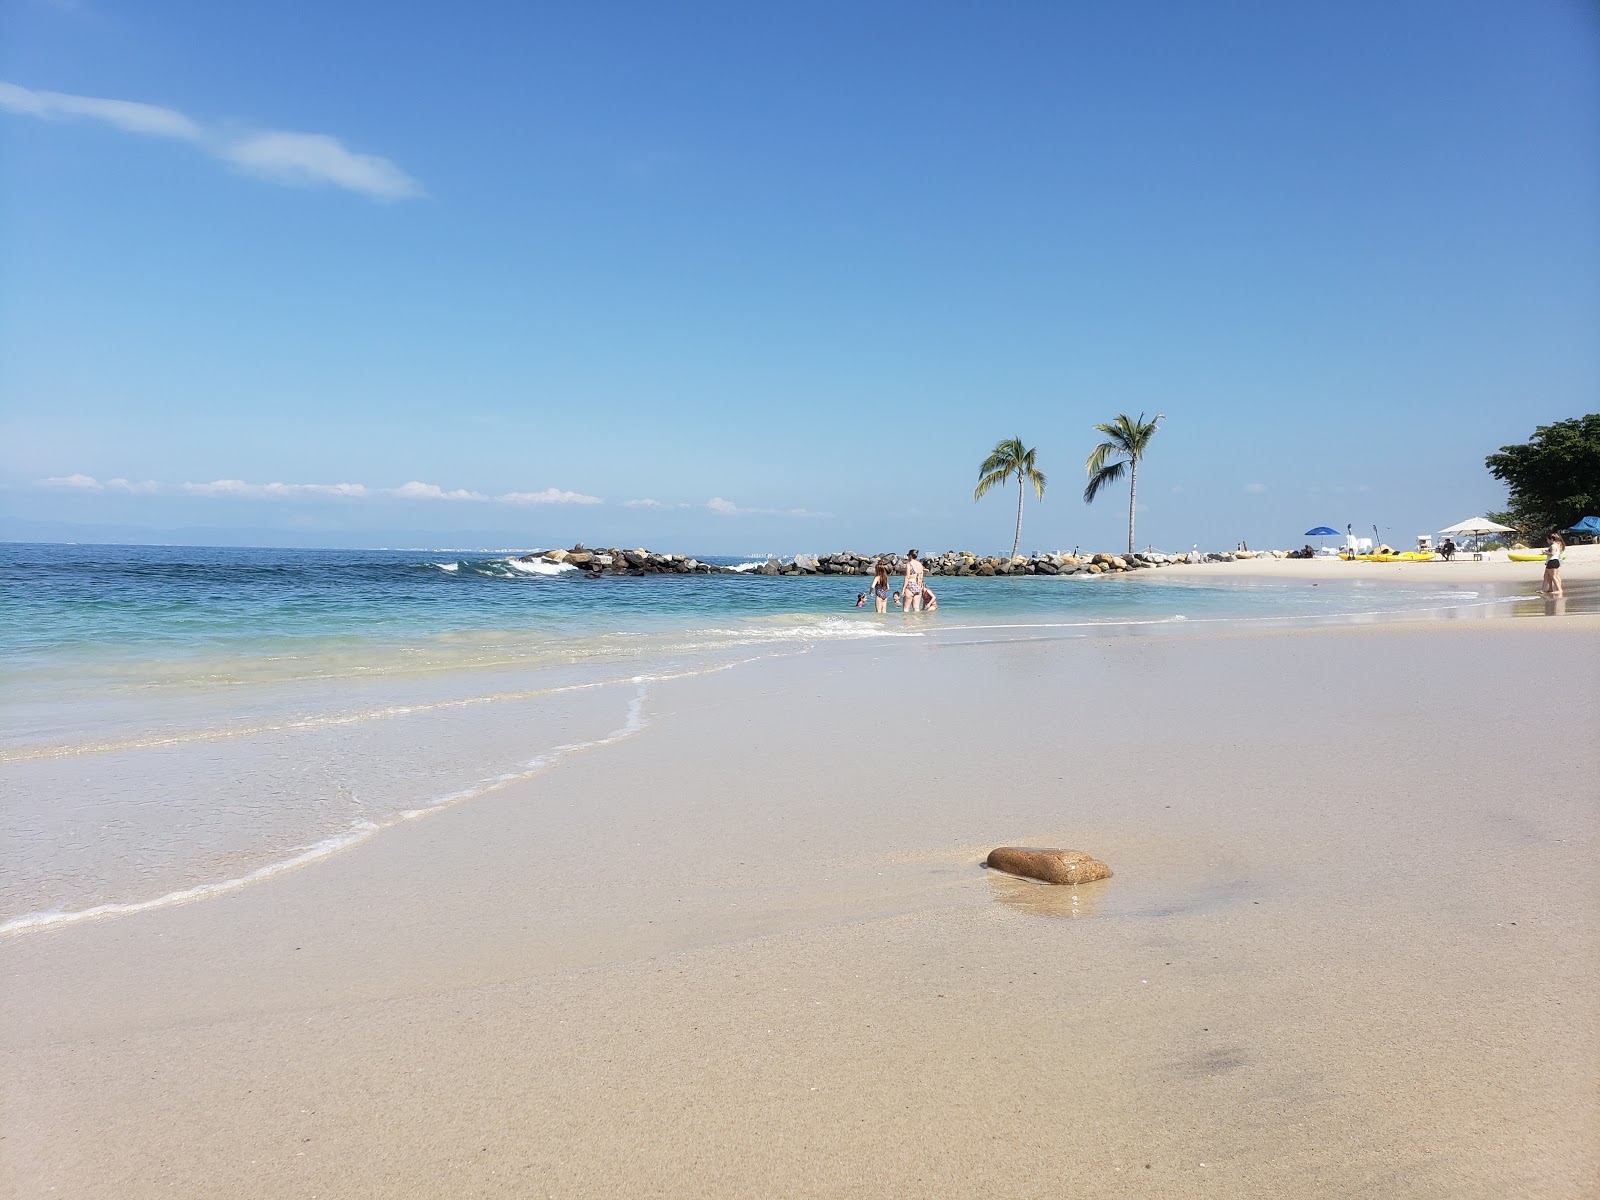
[984,847,1111,885]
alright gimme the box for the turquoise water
[2,542,1512,687]
[0,542,1526,934]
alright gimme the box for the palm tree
[974,437,1047,559]
[1084,413,1164,554]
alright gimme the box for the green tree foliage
[1084,413,1164,555]
[1485,415,1600,537]
[974,437,1046,559]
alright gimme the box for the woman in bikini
[901,549,925,612]
[1540,533,1565,596]
[870,560,891,613]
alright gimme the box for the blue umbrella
[1303,526,1339,553]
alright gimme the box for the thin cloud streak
[40,474,596,504]
[39,476,824,514]
[500,488,603,505]
[0,81,421,201]
[706,496,832,518]
[43,473,161,493]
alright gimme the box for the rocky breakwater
[518,545,738,575]
[516,544,1292,578]
[749,549,1205,576]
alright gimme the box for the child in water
[855,592,867,608]
[890,588,937,612]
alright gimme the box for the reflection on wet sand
[987,870,1110,918]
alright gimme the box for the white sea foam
[686,618,920,645]
[433,561,460,572]
[0,654,791,936]
[504,557,575,576]
[728,561,769,572]
[0,821,381,935]
[0,681,656,936]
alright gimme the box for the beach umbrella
[1304,525,1339,551]
[1438,517,1515,554]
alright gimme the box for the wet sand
[4,613,1598,1198]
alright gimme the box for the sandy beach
[1156,541,1600,585]
[4,604,1598,1198]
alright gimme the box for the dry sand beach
[4,576,1598,1198]
[1157,541,1600,586]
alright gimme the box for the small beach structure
[1566,515,1600,540]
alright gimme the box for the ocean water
[0,542,1528,934]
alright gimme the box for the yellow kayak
[1508,551,1547,562]
[1339,552,1436,562]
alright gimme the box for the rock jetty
[518,545,735,575]
[517,545,1290,577]
[744,548,1287,576]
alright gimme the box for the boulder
[984,847,1111,886]
[543,549,569,563]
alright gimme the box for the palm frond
[973,470,1010,501]
[1083,460,1126,504]
[1084,439,1120,476]
[1026,467,1047,500]
[975,436,1035,502]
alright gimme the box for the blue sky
[2,0,1595,553]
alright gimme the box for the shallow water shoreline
[2,573,1593,934]
[4,611,1598,1198]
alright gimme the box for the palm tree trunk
[1126,459,1138,555]
[1012,477,1024,559]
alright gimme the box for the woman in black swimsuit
[1540,533,1565,596]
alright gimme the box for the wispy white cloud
[391,481,487,501]
[0,83,201,139]
[0,81,421,201]
[218,131,421,199]
[499,487,602,506]
[181,479,372,498]
[624,498,665,508]
[706,496,831,518]
[42,473,105,489]
[38,474,612,505]
[42,473,161,493]
[1244,482,1267,494]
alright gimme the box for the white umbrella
[1437,517,1514,535]
[1437,517,1515,555]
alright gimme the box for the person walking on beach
[1540,533,1565,596]
[901,549,925,612]
[870,560,891,614]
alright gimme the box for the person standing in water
[870,560,891,614]
[901,549,925,612]
[1540,533,1565,596]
